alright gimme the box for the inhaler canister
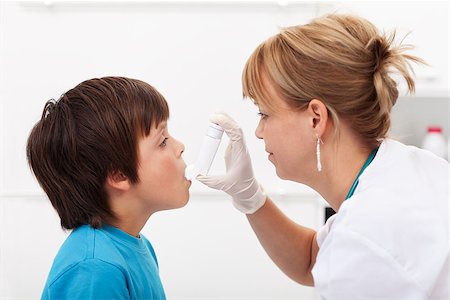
[185,122,224,180]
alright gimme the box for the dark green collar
[345,147,379,200]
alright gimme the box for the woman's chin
[275,167,287,180]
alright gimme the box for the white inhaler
[185,122,224,180]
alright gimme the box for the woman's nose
[255,120,264,139]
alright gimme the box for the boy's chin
[172,194,190,209]
[157,193,190,211]
[180,195,190,208]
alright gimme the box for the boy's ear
[307,99,329,137]
[106,170,131,192]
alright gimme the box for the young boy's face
[131,121,191,211]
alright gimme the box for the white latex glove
[197,112,266,214]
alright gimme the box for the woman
[198,14,449,299]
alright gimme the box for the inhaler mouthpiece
[185,164,196,181]
[185,122,224,180]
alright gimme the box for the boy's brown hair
[26,77,169,230]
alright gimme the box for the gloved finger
[196,174,229,190]
[223,143,244,170]
[209,112,243,142]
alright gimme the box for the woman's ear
[307,99,328,137]
[106,170,131,192]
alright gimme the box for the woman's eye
[160,138,169,147]
[257,112,268,119]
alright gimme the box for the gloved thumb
[196,174,229,191]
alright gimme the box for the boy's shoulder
[46,225,128,285]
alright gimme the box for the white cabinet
[317,1,449,98]
[314,1,449,149]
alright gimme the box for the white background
[0,1,448,299]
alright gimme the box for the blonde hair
[242,14,424,148]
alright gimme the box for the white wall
[1,1,322,299]
[0,1,448,299]
[0,0,322,196]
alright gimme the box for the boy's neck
[106,189,154,237]
[107,211,152,238]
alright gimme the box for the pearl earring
[316,137,323,172]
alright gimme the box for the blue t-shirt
[41,224,166,300]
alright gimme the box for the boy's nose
[179,140,185,156]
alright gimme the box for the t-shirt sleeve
[314,228,427,300]
[45,258,130,300]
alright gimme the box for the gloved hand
[197,112,267,214]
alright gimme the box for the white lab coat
[312,139,449,300]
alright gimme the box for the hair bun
[369,36,391,74]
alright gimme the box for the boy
[27,77,191,299]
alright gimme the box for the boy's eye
[160,137,169,147]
